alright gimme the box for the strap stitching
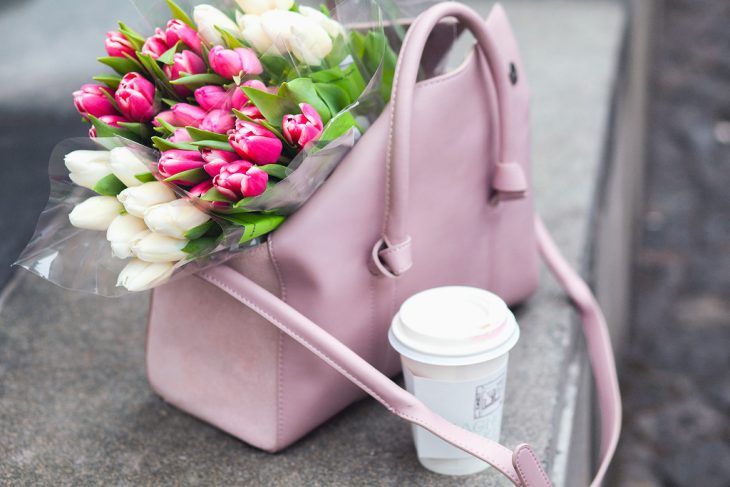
[200,270,522,486]
[268,238,286,450]
[514,445,550,487]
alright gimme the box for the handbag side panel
[146,242,283,452]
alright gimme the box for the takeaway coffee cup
[388,286,520,476]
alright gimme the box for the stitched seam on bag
[268,238,286,450]
[515,445,549,487]
[202,274,395,413]
[396,410,520,484]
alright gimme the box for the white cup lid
[389,286,519,366]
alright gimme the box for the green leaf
[151,135,197,152]
[161,97,179,108]
[88,115,142,143]
[323,34,348,67]
[183,220,215,240]
[319,4,330,16]
[137,53,179,100]
[93,74,122,89]
[97,56,142,75]
[314,83,350,116]
[181,236,219,256]
[185,126,229,143]
[259,55,290,83]
[135,172,156,183]
[117,122,147,138]
[319,111,357,143]
[258,164,291,180]
[157,41,181,65]
[163,167,208,184]
[219,213,286,244]
[201,187,230,203]
[215,26,247,49]
[231,109,290,149]
[165,0,195,28]
[92,173,126,196]
[155,116,177,135]
[242,87,297,129]
[191,140,236,151]
[169,72,228,86]
[279,78,331,123]
[118,22,145,51]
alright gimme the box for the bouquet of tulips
[17,0,399,294]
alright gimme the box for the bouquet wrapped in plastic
[17,0,402,295]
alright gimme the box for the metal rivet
[509,63,518,85]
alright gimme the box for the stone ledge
[0,1,625,485]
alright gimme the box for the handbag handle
[374,2,527,277]
[198,217,621,486]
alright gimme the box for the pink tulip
[73,84,117,119]
[194,85,230,111]
[158,149,207,185]
[169,128,193,142]
[208,46,263,80]
[283,103,324,148]
[189,179,213,197]
[142,28,169,60]
[201,148,238,177]
[88,114,129,138]
[200,109,235,134]
[228,119,282,165]
[153,110,177,127]
[213,161,268,200]
[230,80,267,110]
[165,19,202,55]
[171,103,207,128]
[164,50,206,96]
[105,31,136,59]
[115,73,157,122]
[238,104,264,120]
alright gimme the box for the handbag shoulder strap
[198,217,621,487]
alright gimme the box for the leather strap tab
[493,161,528,199]
[513,444,552,487]
[377,236,413,277]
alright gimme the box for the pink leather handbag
[146,3,621,486]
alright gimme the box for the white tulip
[117,182,177,217]
[259,10,332,65]
[106,214,149,259]
[109,147,153,188]
[298,6,345,39]
[131,232,188,263]
[236,0,293,15]
[194,4,240,45]
[144,199,211,240]
[68,196,123,231]
[237,12,276,53]
[117,258,176,292]
[64,150,113,191]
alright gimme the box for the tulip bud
[89,115,129,139]
[158,150,206,185]
[235,0,294,15]
[73,84,117,119]
[236,13,275,54]
[117,258,176,291]
[142,28,169,60]
[115,72,157,122]
[132,232,188,263]
[298,6,345,39]
[201,148,238,177]
[105,31,137,58]
[213,161,268,200]
[230,80,267,109]
[68,196,124,231]
[189,180,214,198]
[169,128,194,142]
[109,147,153,188]
[283,103,324,148]
[200,109,235,134]
[194,85,231,111]
[153,110,177,128]
[64,150,114,190]
[144,199,211,240]
[208,46,263,80]
[117,182,177,217]
[106,213,149,258]
[165,19,202,55]
[193,5,239,46]
[164,50,207,96]
[259,10,332,65]
[238,104,264,120]
[171,103,207,128]
[228,119,282,165]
